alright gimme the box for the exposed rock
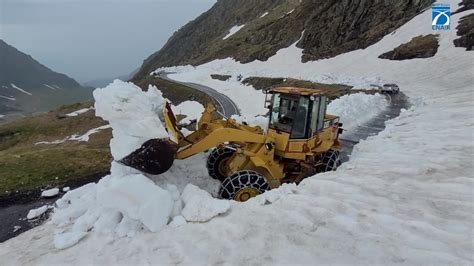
[242,76,351,99]
[453,0,473,14]
[210,74,232,81]
[378,34,439,60]
[134,0,431,80]
[453,14,474,51]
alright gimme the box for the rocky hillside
[134,0,431,80]
[0,40,93,121]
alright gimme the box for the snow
[223,24,245,40]
[96,174,174,233]
[180,184,230,222]
[0,95,15,101]
[54,232,87,250]
[69,125,111,142]
[35,125,110,145]
[327,93,388,131]
[259,11,268,18]
[171,101,204,124]
[231,114,269,130]
[0,114,4,118]
[10,83,32,96]
[227,92,388,132]
[93,79,169,160]
[166,71,266,117]
[65,107,93,117]
[27,206,48,219]
[44,84,57,90]
[41,188,60,198]
[39,80,228,249]
[62,187,70,192]
[1,2,473,264]
[169,215,187,227]
[35,139,67,145]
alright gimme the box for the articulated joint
[235,147,256,157]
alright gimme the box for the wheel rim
[217,157,230,177]
[233,187,260,202]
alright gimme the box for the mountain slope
[0,40,93,120]
[134,0,431,80]
[0,0,473,264]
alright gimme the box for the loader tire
[219,170,270,202]
[320,149,341,172]
[207,146,235,182]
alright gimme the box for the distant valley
[0,40,94,123]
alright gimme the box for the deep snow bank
[230,92,389,132]
[327,93,388,130]
[50,80,229,249]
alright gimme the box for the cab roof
[269,87,325,96]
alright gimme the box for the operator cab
[266,87,330,139]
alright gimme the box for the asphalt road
[156,72,240,117]
[157,72,240,117]
[339,92,409,162]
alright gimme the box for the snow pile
[27,206,48,220]
[53,232,87,250]
[223,24,245,40]
[229,92,388,132]
[172,101,204,124]
[49,80,230,249]
[41,188,59,198]
[65,107,93,117]
[327,93,388,130]
[93,80,169,159]
[180,184,230,222]
[231,114,269,130]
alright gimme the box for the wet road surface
[158,72,240,117]
[339,93,409,162]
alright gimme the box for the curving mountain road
[161,72,409,162]
[157,72,240,117]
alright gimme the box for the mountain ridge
[0,40,93,121]
[133,0,432,81]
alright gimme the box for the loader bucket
[119,102,183,175]
[119,138,179,175]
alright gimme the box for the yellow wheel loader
[120,87,343,202]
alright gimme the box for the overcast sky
[0,0,216,82]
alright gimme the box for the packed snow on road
[0,1,472,265]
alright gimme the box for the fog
[0,0,216,82]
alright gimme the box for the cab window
[290,97,310,139]
[310,96,320,135]
[317,96,327,131]
[269,94,298,132]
